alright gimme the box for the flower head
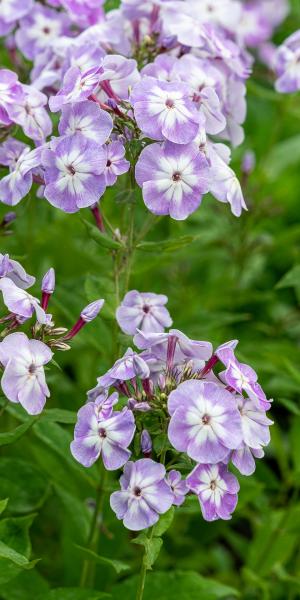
[58,100,113,143]
[0,278,47,324]
[187,463,239,521]
[0,332,53,415]
[116,290,172,335]
[166,470,188,507]
[110,458,174,530]
[0,253,35,289]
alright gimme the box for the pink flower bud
[41,268,55,310]
[81,299,105,322]
[141,429,152,456]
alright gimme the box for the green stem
[135,528,154,600]
[80,465,107,588]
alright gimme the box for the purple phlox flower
[0,332,52,415]
[275,31,300,94]
[0,138,28,168]
[0,145,41,207]
[0,253,35,289]
[49,66,103,112]
[206,142,247,217]
[231,396,273,476]
[166,469,188,507]
[0,69,24,126]
[103,141,130,186]
[6,84,52,142]
[58,101,113,144]
[259,0,289,30]
[71,402,135,470]
[200,24,251,79]
[98,348,150,388]
[62,41,106,79]
[41,133,107,213]
[214,339,239,367]
[110,458,174,530]
[131,77,202,144]
[94,390,119,419]
[238,3,271,47]
[61,0,105,28]
[139,351,167,385]
[0,0,33,36]
[220,357,272,411]
[30,47,64,92]
[98,55,140,100]
[116,290,172,335]
[0,277,48,324]
[134,329,213,367]
[168,380,242,463]
[187,463,239,521]
[141,429,152,456]
[135,141,210,220]
[15,5,72,61]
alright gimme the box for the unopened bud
[51,341,71,351]
[41,268,55,310]
[81,299,105,322]
[242,150,255,176]
[141,429,152,456]
[1,212,16,227]
[51,327,68,336]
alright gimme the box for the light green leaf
[132,533,163,570]
[75,545,129,574]
[136,235,199,253]
[0,541,37,569]
[264,135,300,181]
[0,498,9,515]
[42,409,77,424]
[0,514,37,584]
[276,265,300,290]
[0,459,48,513]
[81,218,123,250]
[152,507,175,537]
[0,419,37,446]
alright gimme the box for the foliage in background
[1,0,300,599]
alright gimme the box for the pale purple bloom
[135,141,210,220]
[0,69,24,126]
[220,79,247,147]
[142,55,179,82]
[71,402,135,469]
[98,55,140,100]
[41,133,107,213]
[220,357,271,411]
[49,66,102,112]
[141,429,152,455]
[231,396,273,475]
[116,290,172,335]
[58,101,113,144]
[131,78,201,144]
[238,3,271,47]
[196,87,226,136]
[62,0,104,28]
[206,143,247,217]
[15,5,71,60]
[187,463,239,521]
[134,329,213,364]
[0,0,33,36]
[0,253,35,289]
[0,332,52,415]
[7,85,52,142]
[215,339,238,366]
[168,380,242,463]
[103,142,130,186]
[98,348,150,388]
[0,146,41,207]
[63,42,106,77]
[0,278,47,324]
[166,470,188,507]
[0,139,28,169]
[275,31,300,93]
[110,458,174,530]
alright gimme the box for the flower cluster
[0,0,288,221]
[0,253,104,414]
[71,289,273,530]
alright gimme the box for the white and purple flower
[116,290,172,335]
[187,463,239,521]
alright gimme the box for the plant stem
[80,465,107,588]
[135,528,154,600]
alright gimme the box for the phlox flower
[166,470,188,506]
[71,400,135,470]
[220,357,272,411]
[98,348,150,388]
[6,85,52,142]
[275,30,300,93]
[0,332,53,415]
[15,4,72,60]
[116,290,172,335]
[0,277,48,324]
[187,463,239,521]
[41,133,107,213]
[0,144,41,206]
[0,69,24,126]
[49,66,102,112]
[58,101,113,143]
[167,380,242,463]
[134,329,212,364]
[0,253,35,289]
[110,458,174,530]
[103,141,130,186]
[0,0,33,36]
[131,78,201,144]
[135,141,210,220]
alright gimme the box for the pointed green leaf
[81,219,123,250]
[75,545,129,574]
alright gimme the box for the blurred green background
[1,1,300,599]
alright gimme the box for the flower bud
[141,429,152,457]
[81,299,105,323]
[1,212,16,227]
[41,268,55,310]
[241,150,255,176]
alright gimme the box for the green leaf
[0,419,37,446]
[152,507,175,537]
[42,409,77,424]
[75,545,129,574]
[0,498,9,515]
[111,571,240,599]
[136,235,199,253]
[132,534,163,570]
[44,589,110,600]
[276,265,300,290]
[264,135,300,181]
[81,218,123,250]
[0,459,48,513]
[0,514,37,584]
[0,569,50,600]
